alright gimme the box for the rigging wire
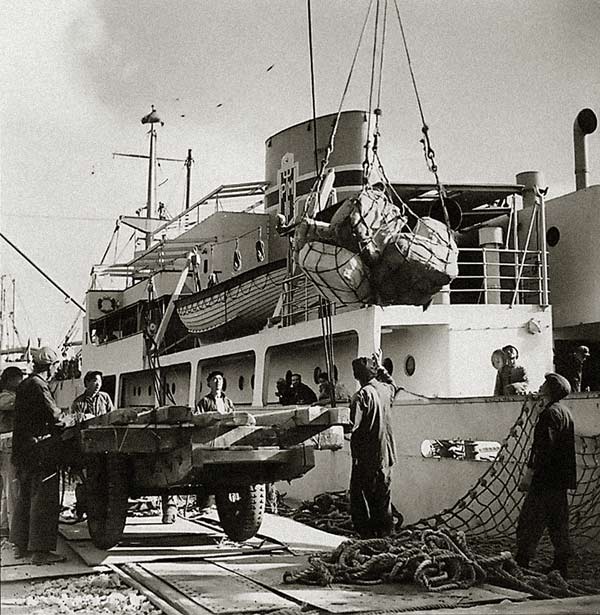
[392,0,450,227]
[99,220,121,265]
[303,0,375,216]
[307,0,319,174]
[363,0,381,183]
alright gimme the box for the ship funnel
[574,108,597,190]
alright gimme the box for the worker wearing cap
[515,373,576,578]
[494,345,529,396]
[349,352,398,538]
[10,347,65,565]
[559,345,590,393]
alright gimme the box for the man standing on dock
[515,373,575,578]
[349,352,397,538]
[10,347,65,565]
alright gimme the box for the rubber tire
[215,484,266,542]
[84,455,129,550]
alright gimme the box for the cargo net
[407,397,600,552]
[294,186,459,308]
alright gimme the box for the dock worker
[10,347,66,565]
[196,371,235,414]
[288,373,317,405]
[558,345,590,393]
[494,345,529,396]
[70,370,114,421]
[349,352,398,538]
[0,366,24,538]
[515,373,576,578]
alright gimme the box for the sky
[1,0,599,350]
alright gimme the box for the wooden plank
[191,425,264,447]
[193,445,314,466]
[81,424,187,454]
[190,412,256,428]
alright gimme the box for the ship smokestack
[574,108,597,191]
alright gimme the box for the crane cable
[392,0,450,227]
[303,0,375,220]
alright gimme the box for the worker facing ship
[516,372,575,578]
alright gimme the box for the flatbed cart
[24,405,350,550]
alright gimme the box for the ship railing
[279,271,337,326]
[277,245,548,326]
[446,246,547,306]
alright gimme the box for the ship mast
[141,106,162,249]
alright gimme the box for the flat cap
[544,372,571,401]
[32,346,60,366]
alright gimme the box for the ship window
[547,226,560,247]
[223,378,227,392]
[405,355,416,376]
[251,374,255,389]
[383,357,394,375]
[333,365,338,382]
[148,386,152,396]
[313,367,321,384]
[239,375,245,390]
[203,259,208,274]
[171,382,176,394]
[132,386,136,397]
[137,386,142,396]
[421,439,501,462]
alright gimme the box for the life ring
[97,296,119,313]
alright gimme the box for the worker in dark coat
[558,345,590,393]
[10,347,65,565]
[515,373,576,578]
[349,353,397,538]
[494,345,529,396]
[288,373,317,405]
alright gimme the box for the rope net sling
[283,397,600,597]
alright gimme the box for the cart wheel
[215,484,266,542]
[84,455,129,550]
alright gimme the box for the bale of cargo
[328,188,408,265]
[372,217,459,305]
[298,241,373,307]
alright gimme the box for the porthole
[546,226,560,247]
[137,386,142,396]
[404,355,416,377]
[383,357,394,375]
[251,374,255,389]
[238,375,245,390]
[313,366,321,384]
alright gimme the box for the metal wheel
[215,484,266,542]
[83,455,129,550]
